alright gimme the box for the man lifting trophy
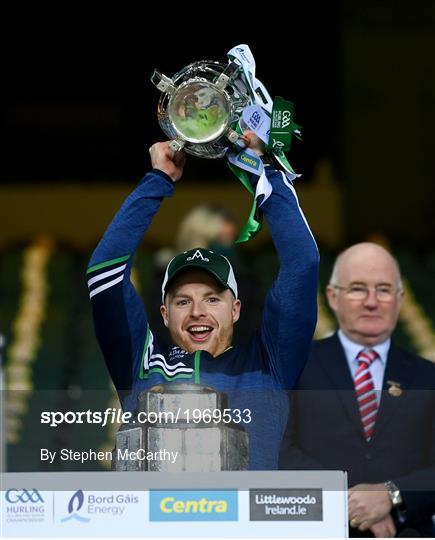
[87,44,318,471]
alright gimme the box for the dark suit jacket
[279,334,435,536]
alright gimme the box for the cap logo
[186,249,209,262]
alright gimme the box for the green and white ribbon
[266,96,302,153]
[227,148,271,205]
[228,45,274,112]
[226,148,268,243]
[226,45,302,242]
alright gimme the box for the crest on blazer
[386,380,403,397]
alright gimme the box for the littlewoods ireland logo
[61,490,90,523]
[150,490,238,521]
[250,489,323,521]
[5,489,44,504]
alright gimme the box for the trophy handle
[151,69,176,95]
[215,61,240,90]
[225,128,241,144]
[169,139,185,153]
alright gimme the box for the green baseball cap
[161,248,238,302]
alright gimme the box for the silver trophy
[113,384,248,472]
[151,59,250,158]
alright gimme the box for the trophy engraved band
[113,384,249,472]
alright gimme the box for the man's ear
[160,304,169,328]
[232,299,241,324]
[396,287,404,310]
[326,285,338,313]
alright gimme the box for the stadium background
[2,2,435,471]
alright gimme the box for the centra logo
[160,496,227,513]
[238,153,260,170]
[5,489,44,504]
[150,490,238,522]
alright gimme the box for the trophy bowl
[152,60,250,158]
[168,81,230,144]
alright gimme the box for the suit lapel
[371,345,414,438]
[316,335,365,438]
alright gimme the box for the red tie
[354,350,379,441]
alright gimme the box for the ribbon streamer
[226,45,301,242]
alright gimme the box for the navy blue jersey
[87,167,319,469]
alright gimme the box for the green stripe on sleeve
[87,255,131,274]
[194,351,201,384]
[139,325,151,379]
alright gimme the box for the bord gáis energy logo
[61,490,90,523]
[150,490,238,521]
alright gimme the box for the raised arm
[87,143,184,390]
[259,164,319,389]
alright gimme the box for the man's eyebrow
[171,289,224,299]
[170,293,191,300]
[348,281,394,286]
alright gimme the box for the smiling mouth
[187,325,214,342]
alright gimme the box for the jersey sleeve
[259,167,319,389]
[86,170,174,390]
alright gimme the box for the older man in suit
[279,242,435,537]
